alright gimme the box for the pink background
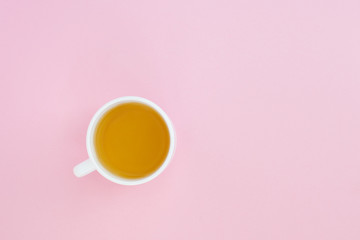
[1,0,360,239]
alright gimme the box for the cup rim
[86,96,176,185]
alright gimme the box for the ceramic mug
[73,96,176,185]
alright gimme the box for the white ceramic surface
[73,96,176,185]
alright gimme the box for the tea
[94,102,170,179]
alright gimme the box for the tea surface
[95,102,170,179]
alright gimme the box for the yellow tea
[94,102,170,179]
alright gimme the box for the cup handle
[73,159,96,177]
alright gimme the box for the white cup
[73,96,176,185]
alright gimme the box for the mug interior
[86,96,175,185]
